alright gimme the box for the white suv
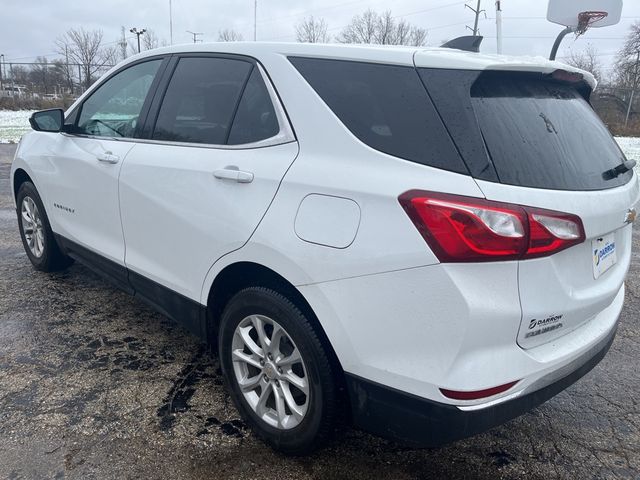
[11,42,639,454]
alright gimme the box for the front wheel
[218,287,340,454]
[16,181,73,272]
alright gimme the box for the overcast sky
[2,0,639,77]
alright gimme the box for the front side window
[152,57,253,145]
[76,60,162,138]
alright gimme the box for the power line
[483,35,626,39]
[263,1,466,40]
[3,36,138,63]
[256,0,457,27]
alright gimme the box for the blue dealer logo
[594,242,615,267]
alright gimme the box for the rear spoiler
[414,50,597,91]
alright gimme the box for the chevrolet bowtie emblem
[625,208,637,224]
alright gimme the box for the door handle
[213,166,254,184]
[97,151,120,164]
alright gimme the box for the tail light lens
[399,191,585,262]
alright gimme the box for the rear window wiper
[602,160,636,180]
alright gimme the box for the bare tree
[564,44,603,82]
[613,22,640,89]
[295,16,330,43]
[25,58,67,95]
[337,9,427,46]
[218,29,244,42]
[10,66,29,86]
[338,9,378,44]
[102,45,120,67]
[407,26,428,47]
[55,27,113,90]
[28,57,50,94]
[143,29,160,50]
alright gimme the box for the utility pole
[130,27,147,53]
[254,0,257,41]
[625,50,640,129]
[64,46,72,94]
[496,0,503,54]
[187,31,203,43]
[0,54,4,92]
[169,0,173,45]
[465,0,484,36]
[119,27,128,60]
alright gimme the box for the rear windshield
[470,72,632,190]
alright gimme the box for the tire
[218,287,340,454]
[16,181,73,272]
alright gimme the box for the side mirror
[29,109,64,133]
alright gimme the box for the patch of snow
[0,110,35,143]
[614,137,640,172]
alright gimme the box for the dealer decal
[525,314,563,339]
[594,242,615,267]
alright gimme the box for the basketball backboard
[547,0,623,29]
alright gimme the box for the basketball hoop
[547,1,622,60]
[576,11,609,36]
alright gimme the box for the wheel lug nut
[267,353,273,360]
[259,359,265,366]
[263,375,268,382]
[277,367,283,374]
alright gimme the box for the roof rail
[440,36,483,53]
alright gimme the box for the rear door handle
[213,166,254,183]
[96,151,120,164]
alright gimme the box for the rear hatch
[417,61,639,349]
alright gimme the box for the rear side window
[469,72,630,190]
[152,57,252,145]
[289,57,468,174]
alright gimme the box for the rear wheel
[218,287,340,454]
[16,181,73,272]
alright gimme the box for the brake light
[399,191,585,262]
[550,69,584,84]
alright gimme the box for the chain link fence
[0,61,115,110]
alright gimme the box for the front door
[48,59,164,269]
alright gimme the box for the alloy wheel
[21,196,45,258]
[231,314,310,430]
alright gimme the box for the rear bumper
[345,325,617,447]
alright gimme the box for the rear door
[420,68,640,348]
[119,55,298,301]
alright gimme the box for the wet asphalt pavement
[0,143,639,479]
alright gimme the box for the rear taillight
[399,191,585,262]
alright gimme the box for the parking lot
[0,143,638,479]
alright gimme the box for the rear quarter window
[289,57,468,174]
